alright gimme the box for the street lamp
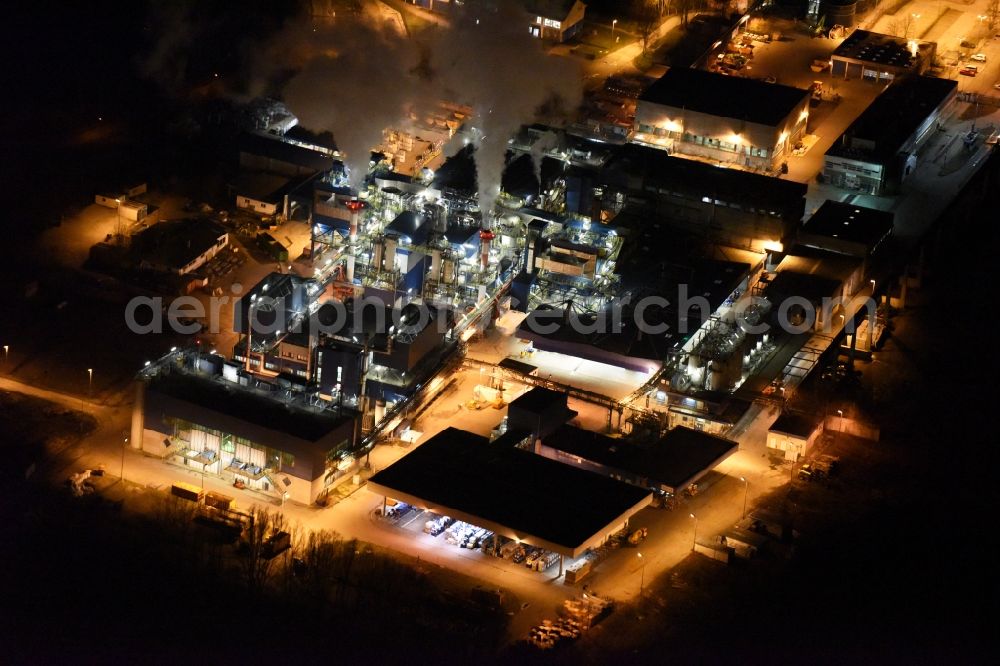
[121,435,129,483]
[611,19,618,43]
[689,513,699,550]
[870,279,876,292]
[87,368,93,396]
[2,345,8,364]
[637,552,646,595]
[740,476,749,519]
[837,409,844,434]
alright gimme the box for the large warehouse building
[830,29,936,82]
[132,352,358,505]
[537,425,739,495]
[823,75,957,195]
[368,427,652,562]
[633,68,810,171]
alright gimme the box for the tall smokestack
[480,214,494,272]
[345,199,364,283]
[347,198,364,244]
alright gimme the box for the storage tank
[384,237,398,271]
[430,249,442,281]
[372,238,384,272]
[687,354,705,388]
[706,361,725,391]
[822,0,857,27]
[442,258,456,284]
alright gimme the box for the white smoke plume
[141,1,583,206]
[277,18,425,190]
[422,4,582,218]
[271,2,581,208]
[528,129,561,189]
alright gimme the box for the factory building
[131,352,358,505]
[233,130,341,225]
[536,425,738,496]
[797,201,893,259]
[525,0,587,42]
[767,412,823,462]
[234,172,316,219]
[368,427,651,561]
[507,387,579,439]
[830,29,936,82]
[232,272,319,379]
[605,145,807,252]
[823,75,957,195]
[663,394,753,437]
[634,68,811,172]
[232,272,449,424]
[762,251,864,331]
[130,218,229,276]
[238,131,339,178]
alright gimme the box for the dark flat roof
[146,370,353,443]
[368,427,651,551]
[509,386,568,414]
[132,218,226,271]
[239,132,337,172]
[386,211,430,245]
[611,144,807,214]
[770,412,822,438]
[765,270,842,304]
[517,308,676,370]
[827,75,957,163]
[498,357,538,375]
[543,425,737,491]
[832,30,929,69]
[800,200,894,250]
[639,68,809,126]
[284,125,338,151]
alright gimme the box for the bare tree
[989,0,1000,32]
[238,506,286,592]
[886,14,915,39]
[633,0,660,53]
[676,0,696,29]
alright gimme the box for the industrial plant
[3,0,995,661]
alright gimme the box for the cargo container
[171,482,204,503]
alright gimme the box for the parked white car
[971,53,987,62]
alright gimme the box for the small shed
[767,412,823,462]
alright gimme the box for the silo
[687,354,706,388]
[706,361,725,391]
[823,0,857,27]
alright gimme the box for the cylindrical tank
[823,0,857,27]
[435,203,448,233]
[430,249,442,281]
[687,354,705,388]
[372,239,384,272]
[706,361,725,391]
[384,237,397,271]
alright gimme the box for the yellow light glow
[799,109,809,123]
[762,240,784,253]
[728,133,742,144]
[779,131,789,143]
